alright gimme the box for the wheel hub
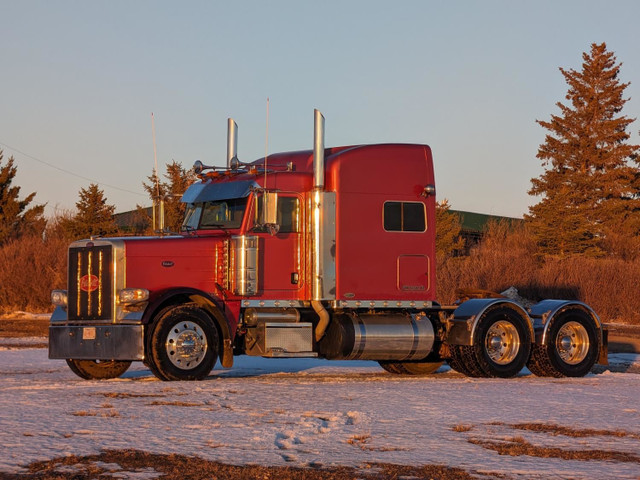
[555,321,589,365]
[485,320,520,365]
[165,321,208,370]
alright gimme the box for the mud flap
[598,328,609,366]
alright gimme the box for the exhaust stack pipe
[227,118,238,168]
[311,108,331,340]
[313,109,325,189]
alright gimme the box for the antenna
[151,113,162,232]
[151,113,160,199]
[264,97,269,188]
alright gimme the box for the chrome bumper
[49,325,145,361]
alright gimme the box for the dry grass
[95,392,165,399]
[508,422,640,440]
[346,433,371,450]
[0,317,49,338]
[468,437,640,463]
[0,234,67,314]
[70,410,120,418]
[452,424,474,433]
[0,449,482,480]
[147,400,203,407]
[438,222,640,324]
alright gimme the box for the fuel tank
[318,312,435,361]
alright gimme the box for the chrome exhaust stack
[227,118,238,168]
[310,109,334,341]
[313,109,325,188]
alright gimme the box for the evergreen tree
[0,150,45,244]
[435,199,464,262]
[527,43,640,257]
[143,160,196,231]
[62,183,119,238]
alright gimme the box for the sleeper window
[383,201,426,232]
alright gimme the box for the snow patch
[0,349,639,479]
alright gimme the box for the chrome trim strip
[240,299,434,309]
[242,300,311,308]
[335,300,434,309]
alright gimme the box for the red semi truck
[49,110,607,381]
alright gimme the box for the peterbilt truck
[49,110,607,381]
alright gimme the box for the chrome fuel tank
[319,312,435,361]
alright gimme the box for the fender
[528,299,606,364]
[446,298,534,346]
[142,287,236,368]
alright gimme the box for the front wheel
[148,304,219,381]
[66,359,131,380]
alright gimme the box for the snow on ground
[1,348,639,479]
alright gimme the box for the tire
[379,360,444,375]
[66,359,131,380]
[527,309,599,378]
[471,305,532,378]
[448,345,485,377]
[148,303,219,381]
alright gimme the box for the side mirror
[262,192,278,226]
[254,191,280,235]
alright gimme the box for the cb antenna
[264,97,269,188]
[151,113,163,231]
[151,112,160,199]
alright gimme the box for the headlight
[118,288,150,305]
[51,290,68,307]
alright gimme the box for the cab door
[253,193,303,297]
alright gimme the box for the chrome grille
[68,245,113,321]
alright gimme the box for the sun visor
[181,180,259,203]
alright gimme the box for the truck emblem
[79,274,99,292]
[162,261,175,268]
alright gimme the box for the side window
[254,195,300,233]
[383,201,426,232]
[277,196,300,233]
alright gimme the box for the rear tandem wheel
[450,305,532,378]
[527,309,600,378]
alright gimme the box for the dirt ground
[0,450,484,480]
[0,314,49,338]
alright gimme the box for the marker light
[51,290,68,307]
[118,288,150,305]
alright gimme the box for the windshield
[182,197,248,231]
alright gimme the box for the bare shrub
[0,233,67,314]
[437,222,640,324]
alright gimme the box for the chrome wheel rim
[165,321,208,370]
[555,321,589,365]
[485,320,520,365]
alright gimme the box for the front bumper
[49,325,145,361]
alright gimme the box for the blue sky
[2,0,640,218]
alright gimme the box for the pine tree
[0,150,45,244]
[62,183,119,238]
[143,160,196,232]
[435,199,464,262]
[527,43,640,257]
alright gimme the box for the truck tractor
[49,110,607,381]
